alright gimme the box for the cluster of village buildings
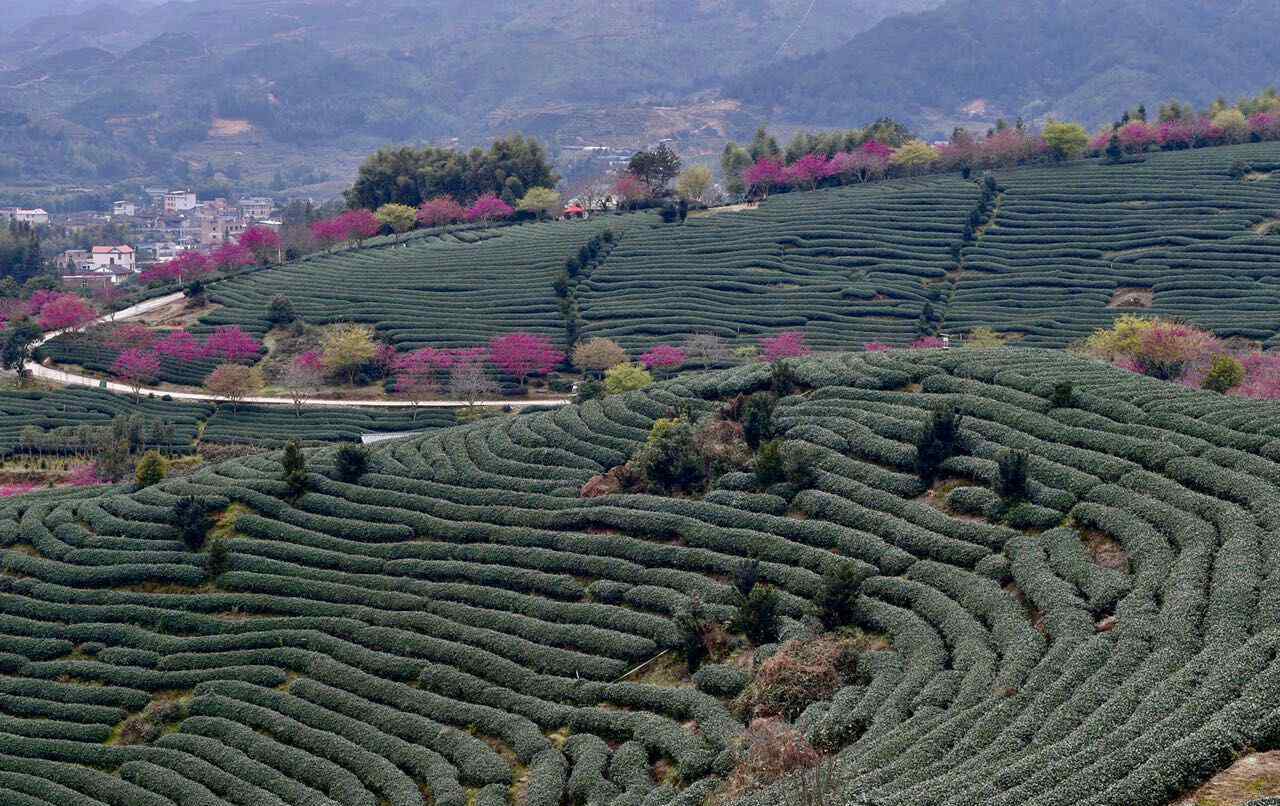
[2,190,278,292]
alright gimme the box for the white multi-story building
[163,191,197,214]
[112,201,137,217]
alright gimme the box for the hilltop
[0,347,1278,804]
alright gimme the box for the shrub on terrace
[755,440,786,488]
[134,450,168,488]
[334,444,369,483]
[266,295,296,325]
[604,363,652,395]
[282,439,307,498]
[915,405,963,483]
[632,418,706,494]
[819,563,867,630]
[725,719,821,799]
[174,497,213,550]
[995,448,1029,502]
[733,584,780,645]
[1202,355,1245,393]
[572,338,628,375]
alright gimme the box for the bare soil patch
[1254,219,1280,236]
[208,117,254,138]
[1082,529,1130,573]
[1243,171,1275,182]
[690,202,759,218]
[1108,287,1153,308]
[1172,750,1280,805]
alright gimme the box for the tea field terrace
[1,349,1279,804]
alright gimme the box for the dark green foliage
[334,443,369,482]
[755,439,786,487]
[1,319,42,379]
[1229,159,1252,179]
[1202,355,1245,393]
[631,419,705,494]
[659,204,680,224]
[819,563,866,629]
[346,136,559,209]
[995,448,1029,501]
[206,538,230,579]
[574,379,603,403]
[674,594,712,673]
[771,361,800,396]
[627,143,681,193]
[783,444,820,490]
[1050,381,1075,408]
[266,295,296,325]
[1105,134,1123,163]
[734,557,760,598]
[741,392,776,449]
[734,585,780,645]
[174,497,213,551]
[282,439,307,498]
[184,279,206,301]
[133,450,167,488]
[915,405,962,482]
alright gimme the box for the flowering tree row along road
[25,292,571,409]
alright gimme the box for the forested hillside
[728,0,1280,136]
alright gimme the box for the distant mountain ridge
[727,0,1280,134]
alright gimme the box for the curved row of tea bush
[2,349,1280,805]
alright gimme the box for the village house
[239,197,273,221]
[0,207,50,226]
[163,190,197,214]
[55,249,92,272]
[91,245,136,274]
[112,200,137,217]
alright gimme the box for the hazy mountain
[727,0,1280,134]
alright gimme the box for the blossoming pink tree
[910,336,946,349]
[743,158,787,199]
[210,242,255,272]
[102,323,155,351]
[239,226,283,265]
[393,347,457,416]
[113,348,160,400]
[203,325,262,363]
[488,332,561,389]
[416,196,467,228]
[140,251,212,285]
[339,209,381,247]
[311,216,350,251]
[786,153,834,190]
[154,330,205,362]
[37,294,96,333]
[639,344,686,372]
[284,350,326,416]
[759,331,811,362]
[466,194,515,224]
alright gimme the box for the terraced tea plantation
[178,142,1280,360]
[0,387,456,456]
[949,141,1280,346]
[2,348,1279,805]
[200,221,615,349]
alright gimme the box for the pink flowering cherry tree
[37,293,96,333]
[203,325,262,363]
[239,226,283,265]
[488,332,562,389]
[416,196,467,228]
[154,330,206,363]
[639,345,686,372]
[759,331,811,362]
[466,194,515,224]
[113,348,161,400]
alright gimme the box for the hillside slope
[728,0,1280,133]
[0,348,1278,804]
[187,142,1280,356]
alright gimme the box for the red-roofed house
[562,204,587,219]
[90,245,136,275]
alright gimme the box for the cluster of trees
[0,290,102,380]
[1084,315,1280,399]
[344,136,559,210]
[140,226,282,285]
[0,222,43,286]
[104,324,262,400]
[722,93,1280,199]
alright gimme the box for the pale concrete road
[27,292,570,409]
